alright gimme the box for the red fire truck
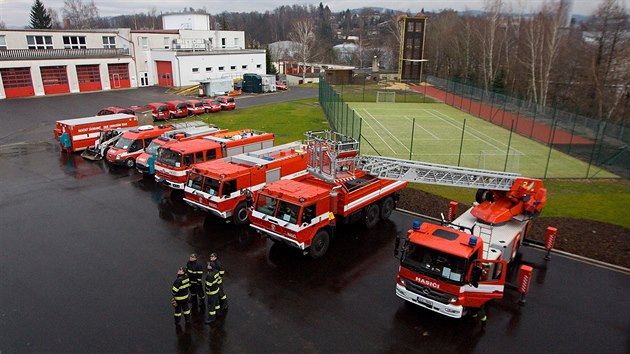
[54,114,138,153]
[136,123,225,175]
[183,141,309,225]
[154,129,275,190]
[105,125,173,167]
[248,131,407,259]
[353,155,547,320]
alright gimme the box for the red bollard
[517,265,533,305]
[544,227,557,260]
[447,201,458,222]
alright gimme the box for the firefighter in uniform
[204,262,221,324]
[171,267,191,325]
[209,252,228,310]
[185,253,205,307]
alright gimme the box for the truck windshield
[176,103,187,110]
[255,194,278,216]
[401,245,468,285]
[145,141,162,156]
[114,137,133,150]
[157,148,182,167]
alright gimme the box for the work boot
[185,315,191,324]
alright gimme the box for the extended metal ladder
[355,155,520,191]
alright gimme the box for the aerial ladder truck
[248,130,549,318]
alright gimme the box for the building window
[230,66,236,71]
[26,35,53,49]
[241,65,247,70]
[63,36,86,49]
[221,38,226,48]
[192,68,199,73]
[140,37,148,50]
[205,67,212,72]
[256,64,262,69]
[234,38,239,47]
[0,36,7,50]
[102,36,115,49]
[218,66,224,71]
[164,37,170,49]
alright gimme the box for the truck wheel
[125,158,135,168]
[380,196,394,220]
[364,204,380,229]
[232,202,249,226]
[309,230,330,259]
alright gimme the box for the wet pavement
[0,89,628,353]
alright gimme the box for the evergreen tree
[29,0,52,29]
[266,49,278,76]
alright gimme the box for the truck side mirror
[470,266,482,288]
[394,234,408,259]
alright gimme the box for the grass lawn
[180,96,629,229]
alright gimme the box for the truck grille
[402,277,453,304]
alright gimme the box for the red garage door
[1,67,35,98]
[156,61,173,87]
[41,66,70,95]
[76,64,102,92]
[108,63,130,89]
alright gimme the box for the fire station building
[0,13,266,99]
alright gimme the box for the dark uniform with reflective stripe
[172,272,191,324]
[210,255,228,310]
[186,259,205,306]
[204,264,221,323]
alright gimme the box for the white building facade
[0,13,266,99]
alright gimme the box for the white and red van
[146,102,170,121]
[165,100,189,118]
[54,113,138,153]
[185,100,206,115]
[215,96,236,110]
[105,125,174,168]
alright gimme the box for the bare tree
[289,19,316,82]
[0,20,5,29]
[62,0,99,29]
[48,8,62,28]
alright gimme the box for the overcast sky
[1,0,624,28]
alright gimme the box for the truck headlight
[116,155,121,160]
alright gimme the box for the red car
[202,99,222,113]
[276,81,288,91]
[96,106,135,116]
[216,96,236,110]
[146,102,170,121]
[165,100,189,119]
[185,100,206,115]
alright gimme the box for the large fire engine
[354,155,547,319]
[154,129,275,190]
[248,131,408,258]
[54,114,138,153]
[183,141,309,225]
[135,123,225,176]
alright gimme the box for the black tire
[475,189,494,203]
[170,113,175,119]
[380,196,394,220]
[232,202,249,226]
[364,203,380,229]
[309,229,330,259]
[125,158,135,168]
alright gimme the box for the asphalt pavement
[0,88,628,353]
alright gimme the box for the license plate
[417,297,432,308]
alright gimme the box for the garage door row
[1,63,131,98]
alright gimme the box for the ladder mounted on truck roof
[305,130,360,183]
[356,155,520,191]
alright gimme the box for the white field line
[424,109,524,155]
[403,115,439,140]
[362,109,410,153]
[359,113,397,154]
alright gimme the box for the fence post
[363,75,366,102]
[410,117,416,160]
[530,105,538,139]
[504,120,515,172]
[586,119,602,178]
[458,119,466,166]
[478,89,485,117]
[544,119,558,179]
[568,107,579,155]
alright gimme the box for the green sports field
[348,102,617,179]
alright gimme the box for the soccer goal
[376,91,396,103]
